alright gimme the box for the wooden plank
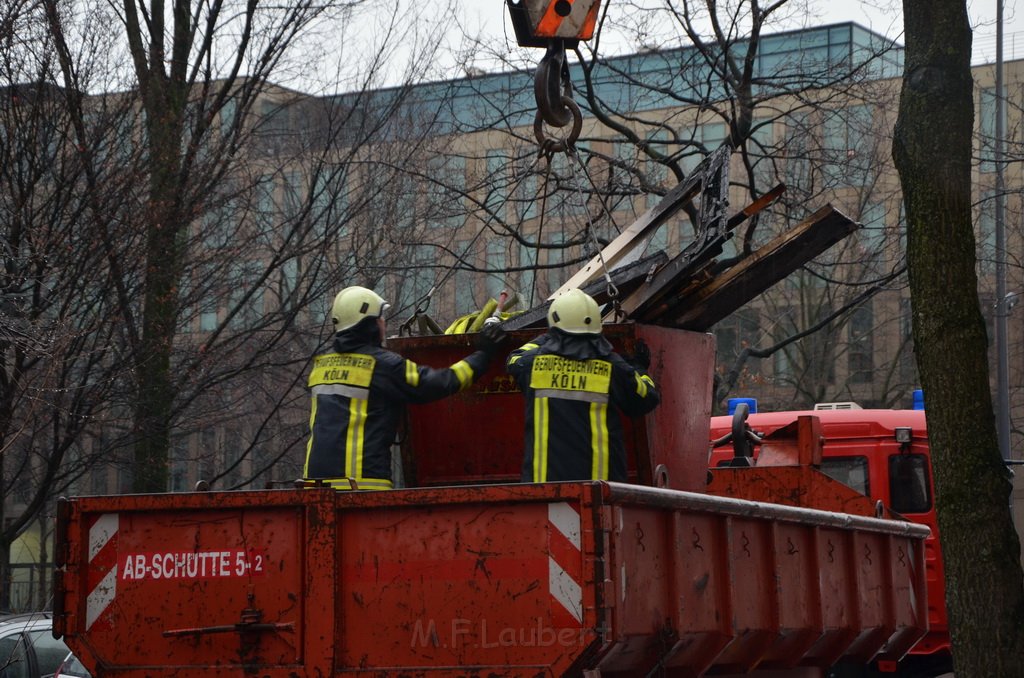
[652,205,858,330]
[548,145,730,300]
[618,184,787,319]
[501,250,669,331]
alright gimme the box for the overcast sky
[454,0,1024,66]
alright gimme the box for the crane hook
[534,40,574,128]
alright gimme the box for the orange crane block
[507,0,603,45]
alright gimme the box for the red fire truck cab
[709,403,951,677]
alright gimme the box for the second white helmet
[331,286,389,331]
[548,289,602,335]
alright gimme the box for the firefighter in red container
[506,289,660,482]
[304,286,506,490]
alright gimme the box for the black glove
[628,339,651,371]
[476,321,508,355]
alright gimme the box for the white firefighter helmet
[331,286,389,331]
[547,289,602,335]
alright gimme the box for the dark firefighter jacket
[305,322,491,490]
[506,329,660,483]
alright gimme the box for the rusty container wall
[588,485,929,677]
[55,484,928,678]
[54,491,339,678]
[332,484,606,676]
[390,324,714,491]
[636,325,715,491]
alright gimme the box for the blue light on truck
[727,397,758,415]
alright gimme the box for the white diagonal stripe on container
[549,557,583,623]
[86,567,117,629]
[89,513,118,560]
[547,502,581,549]
[87,513,118,630]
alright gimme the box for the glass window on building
[199,428,217,482]
[977,188,996,274]
[117,463,133,493]
[485,150,508,218]
[200,296,219,333]
[784,111,812,195]
[429,155,467,229]
[444,154,468,227]
[848,301,874,384]
[750,116,774,148]
[544,231,566,297]
[485,239,508,299]
[228,260,266,330]
[282,170,304,219]
[749,116,777,185]
[518,242,538,308]
[773,346,793,381]
[279,258,299,302]
[612,140,636,171]
[177,267,194,334]
[396,245,435,314]
[860,201,887,253]
[453,239,475,314]
[90,463,108,495]
[223,426,243,489]
[202,198,236,250]
[681,121,727,174]
[257,98,291,154]
[823,104,874,186]
[170,435,192,492]
[514,162,539,221]
[647,222,670,254]
[899,296,918,384]
[312,166,348,238]
[715,308,760,365]
[979,86,1007,173]
[645,128,672,210]
[220,97,238,137]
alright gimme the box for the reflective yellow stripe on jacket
[589,402,609,479]
[533,396,549,482]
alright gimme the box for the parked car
[0,613,70,678]
[53,652,89,678]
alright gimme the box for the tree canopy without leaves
[35,0,460,494]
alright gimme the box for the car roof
[0,612,53,633]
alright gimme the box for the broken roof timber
[658,205,859,330]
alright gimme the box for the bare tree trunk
[132,97,187,493]
[893,1,1024,674]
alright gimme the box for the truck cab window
[889,454,932,514]
[820,456,869,495]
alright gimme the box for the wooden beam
[618,184,786,319]
[549,145,730,300]
[656,205,859,330]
